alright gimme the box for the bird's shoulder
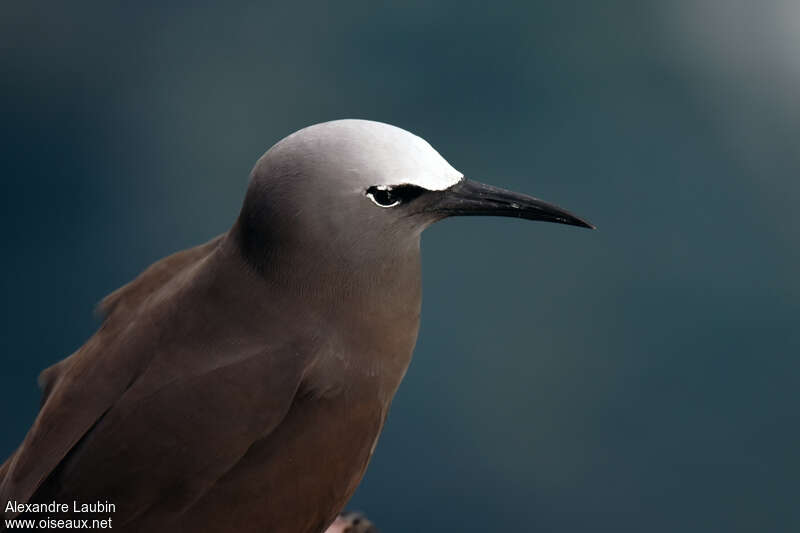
[97,234,225,320]
[33,235,224,409]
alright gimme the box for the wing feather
[1,234,308,525]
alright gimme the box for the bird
[0,119,593,532]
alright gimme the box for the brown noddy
[0,119,593,532]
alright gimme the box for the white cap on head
[266,119,464,192]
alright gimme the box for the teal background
[2,1,799,531]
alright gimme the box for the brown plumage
[2,228,413,531]
[1,120,592,532]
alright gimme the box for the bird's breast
[301,304,421,404]
[176,385,387,533]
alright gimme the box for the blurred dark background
[2,1,798,531]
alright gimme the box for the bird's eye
[366,186,400,207]
[365,185,426,208]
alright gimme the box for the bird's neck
[230,218,421,310]
[220,223,423,399]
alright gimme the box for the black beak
[428,179,595,229]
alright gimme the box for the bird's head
[236,119,592,273]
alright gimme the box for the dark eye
[365,185,425,208]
